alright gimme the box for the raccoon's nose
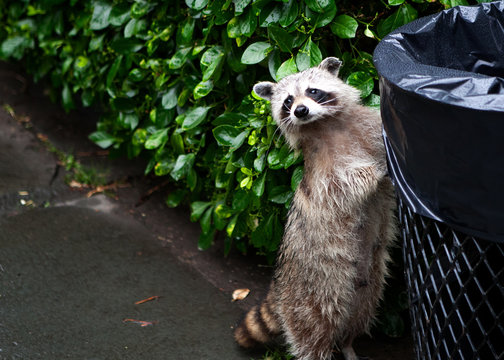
[294,105,309,118]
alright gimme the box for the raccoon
[234,57,397,360]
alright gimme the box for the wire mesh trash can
[373,2,504,359]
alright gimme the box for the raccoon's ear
[253,82,275,101]
[319,57,342,76]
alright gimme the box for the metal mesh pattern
[398,197,504,360]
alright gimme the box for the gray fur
[235,57,397,360]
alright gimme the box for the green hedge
[0,0,488,250]
[1,0,491,339]
[0,0,484,259]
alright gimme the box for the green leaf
[171,153,195,180]
[252,172,266,197]
[377,3,418,38]
[201,46,225,81]
[215,203,233,219]
[124,18,139,38]
[305,0,332,12]
[154,159,175,176]
[119,112,139,130]
[232,189,250,211]
[226,17,241,38]
[186,0,209,11]
[283,149,301,168]
[145,129,168,149]
[233,0,251,15]
[227,8,257,39]
[90,1,112,30]
[240,8,258,37]
[212,112,247,126]
[440,0,469,8]
[61,84,74,112]
[169,47,192,69]
[296,37,322,72]
[306,1,337,28]
[89,131,116,149]
[161,87,178,110]
[89,34,105,51]
[279,0,298,27]
[109,3,131,26]
[110,37,143,54]
[191,201,212,221]
[268,185,293,204]
[291,166,304,191]
[106,55,122,88]
[213,125,249,150]
[212,112,248,126]
[193,80,214,99]
[259,3,282,27]
[171,132,185,154]
[128,68,145,82]
[131,1,152,18]
[132,128,147,147]
[388,0,405,5]
[251,213,273,248]
[155,160,175,177]
[268,25,294,53]
[181,107,211,130]
[166,189,186,207]
[276,57,298,80]
[268,50,282,81]
[346,71,374,98]
[241,42,272,64]
[0,36,34,60]
[330,15,358,39]
[254,153,266,172]
[364,93,381,109]
[226,214,239,237]
[198,229,215,250]
[112,97,136,112]
[200,206,213,234]
[177,17,195,45]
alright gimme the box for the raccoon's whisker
[318,98,338,106]
[272,124,284,141]
[280,115,291,124]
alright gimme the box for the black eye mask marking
[305,88,337,106]
[281,95,294,120]
[283,95,294,109]
[306,88,328,103]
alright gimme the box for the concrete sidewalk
[0,103,255,359]
[1,206,250,359]
[0,62,413,360]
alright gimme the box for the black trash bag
[373,1,504,243]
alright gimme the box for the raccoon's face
[253,57,346,128]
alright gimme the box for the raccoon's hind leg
[234,290,281,348]
[341,346,358,360]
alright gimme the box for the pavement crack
[49,163,60,186]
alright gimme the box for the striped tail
[234,295,281,348]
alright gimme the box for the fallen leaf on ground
[68,180,89,189]
[232,288,250,302]
[86,181,130,198]
[135,295,161,305]
[122,318,158,327]
[36,133,48,142]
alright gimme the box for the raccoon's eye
[308,88,319,95]
[283,96,293,108]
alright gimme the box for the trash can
[373,2,504,360]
